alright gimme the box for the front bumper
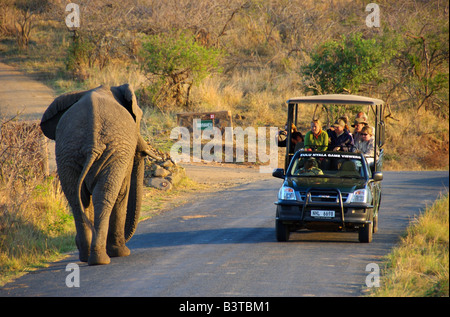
[275,200,373,231]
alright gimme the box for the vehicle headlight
[279,186,296,200]
[351,189,368,203]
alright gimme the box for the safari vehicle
[272,94,385,243]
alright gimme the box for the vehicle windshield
[288,152,366,178]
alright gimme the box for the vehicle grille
[299,191,350,203]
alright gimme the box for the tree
[139,31,224,110]
[13,0,49,49]
[302,33,389,95]
[401,25,449,115]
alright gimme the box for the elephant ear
[110,84,143,123]
[40,90,88,140]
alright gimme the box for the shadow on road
[127,227,375,250]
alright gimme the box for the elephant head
[41,84,143,140]
[41,84,152,265]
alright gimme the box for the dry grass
[0,176,75,287]
[368,194,449,297]
[0,120,75,286]
[384,109,449,171]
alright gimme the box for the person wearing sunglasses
[354,125,375,158]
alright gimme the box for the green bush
[139,31,224,110]
[302,33,389,95]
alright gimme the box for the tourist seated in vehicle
[338,115,351,134]
[276,123,304,154]
[304,119,328,151]
[336,160,361,177]
[291,131,305,152]
[276,123,297,146]
[354,125,375,162]
[294,157,323,176]
[328,119,354,151]
[352,117,368,143]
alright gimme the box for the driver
[297,157,323,176]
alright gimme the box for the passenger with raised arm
[304,119,328,151]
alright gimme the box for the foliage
[139,31,224,110]
[0,0,448,170]
[400,25,449,115]
[65,35,96,80]
[302,33,390,95]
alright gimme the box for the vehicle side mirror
[373,172,383,182]
[272,168,285,179]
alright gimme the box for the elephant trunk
[124,139,147,242]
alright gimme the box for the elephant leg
[88,177,125,265]
[76,198,94,262]
[58,163,92,262]
[107,177,131,258]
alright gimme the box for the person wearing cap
[354,125,375,157]
[304,119,328,151]
[352,117,368,143]
[328,118,354,152]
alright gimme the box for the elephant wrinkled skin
[41,84,150,265]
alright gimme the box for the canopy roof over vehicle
[282,94,386,172]
[287,94,384,106]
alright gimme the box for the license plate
[311,210,335,218]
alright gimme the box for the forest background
[0,0,448,169]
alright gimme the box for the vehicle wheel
[359,222,373,243]
[276,218,290,242]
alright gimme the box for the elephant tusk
[144,149,162,161]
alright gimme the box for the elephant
[41,84,155,265]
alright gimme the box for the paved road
[1,171,448,298]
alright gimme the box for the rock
[161,160,174,168]
[143,144,187,191]
[147,177,172,191]
[166,166,186,185]
[154,165,170,177]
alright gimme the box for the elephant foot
[79,252,89,263]
[76,238,89,262]
[88,250,111,265]
[107,245,130,258]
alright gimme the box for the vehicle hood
[286,177,367,193]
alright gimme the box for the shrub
[302,33,389,95]
[139,31,224,110]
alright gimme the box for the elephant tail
[77,149,103,231]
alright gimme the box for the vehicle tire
[359,222,373,243]
[276,218,290,242]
